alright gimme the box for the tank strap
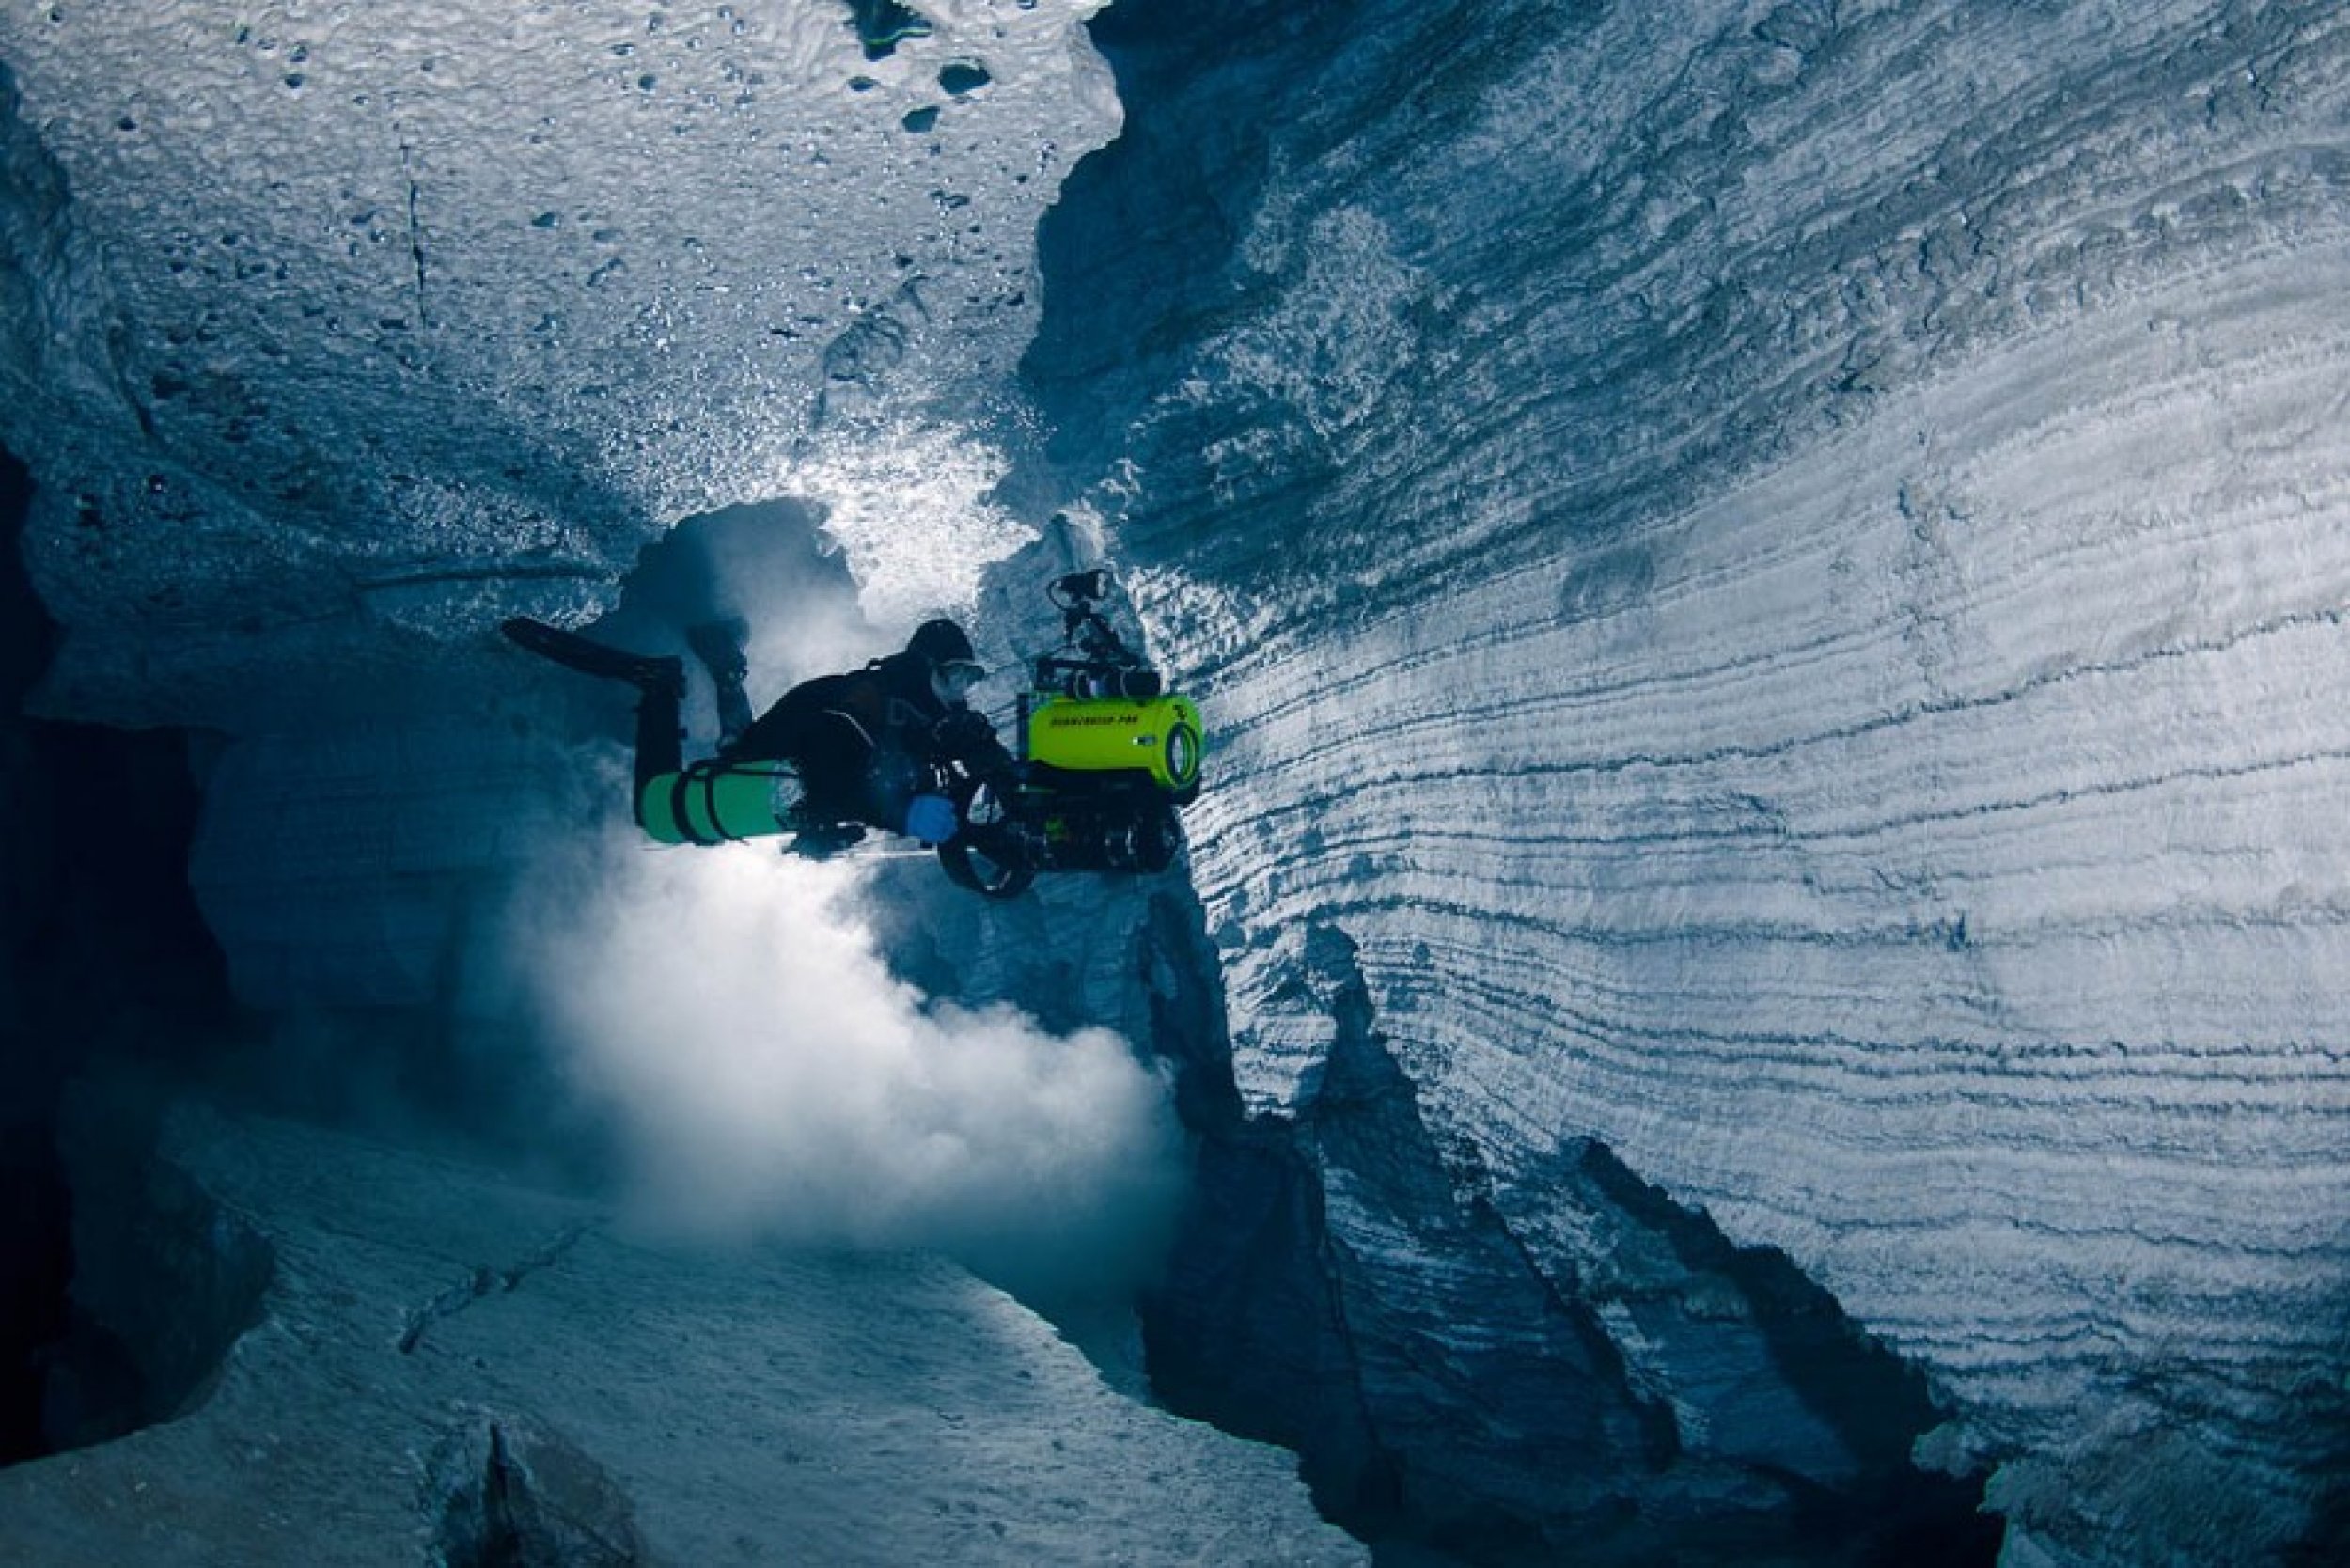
[665,760,736,846]
[823,707,879,749]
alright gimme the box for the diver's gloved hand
[903,793,959,845]
[932,707,994,752]
[934,709,1017,776]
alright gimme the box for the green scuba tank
[636,760,804,846]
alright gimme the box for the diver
[501,613,1014,856]
[711,617,1010,855]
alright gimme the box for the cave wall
[0,5,1122,732]
[1026,2,2350,1561]
[1140,912,1998,1564]
[2,1,2346,1560]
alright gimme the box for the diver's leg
[774,724,875,856]
[686,618,754,748]
[632,660,688,804]
[718,676,828,765]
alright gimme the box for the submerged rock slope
[1028,2,2350,1561]
[0,1105,1357,1565]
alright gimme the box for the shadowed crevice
[1140,917,1999,1565]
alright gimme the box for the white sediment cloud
[510,829,1183,1303]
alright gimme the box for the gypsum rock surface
[1025,1,2350,1562]
[1144,919,1993,1564]
[3,0,2346,1560]
[0,1103,1361,1567]
[0,0,1116,732]
[0,0,1120,1014]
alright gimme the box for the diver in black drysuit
[509,605,1010,851]
[647,617,1011,853]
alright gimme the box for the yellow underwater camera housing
[1023,691,1205,797]
[920,569,1203,893]
[1014,570,1203,806]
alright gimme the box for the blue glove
[903,793,959,844]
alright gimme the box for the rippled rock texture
[1029,2,2350,1561]
[1142,917,1993,1564]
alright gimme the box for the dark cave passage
[0,449,258,1465]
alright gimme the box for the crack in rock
[398,1222,592,1356]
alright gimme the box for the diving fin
[501,617,683,697]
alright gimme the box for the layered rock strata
[1028,2,2350,1560]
